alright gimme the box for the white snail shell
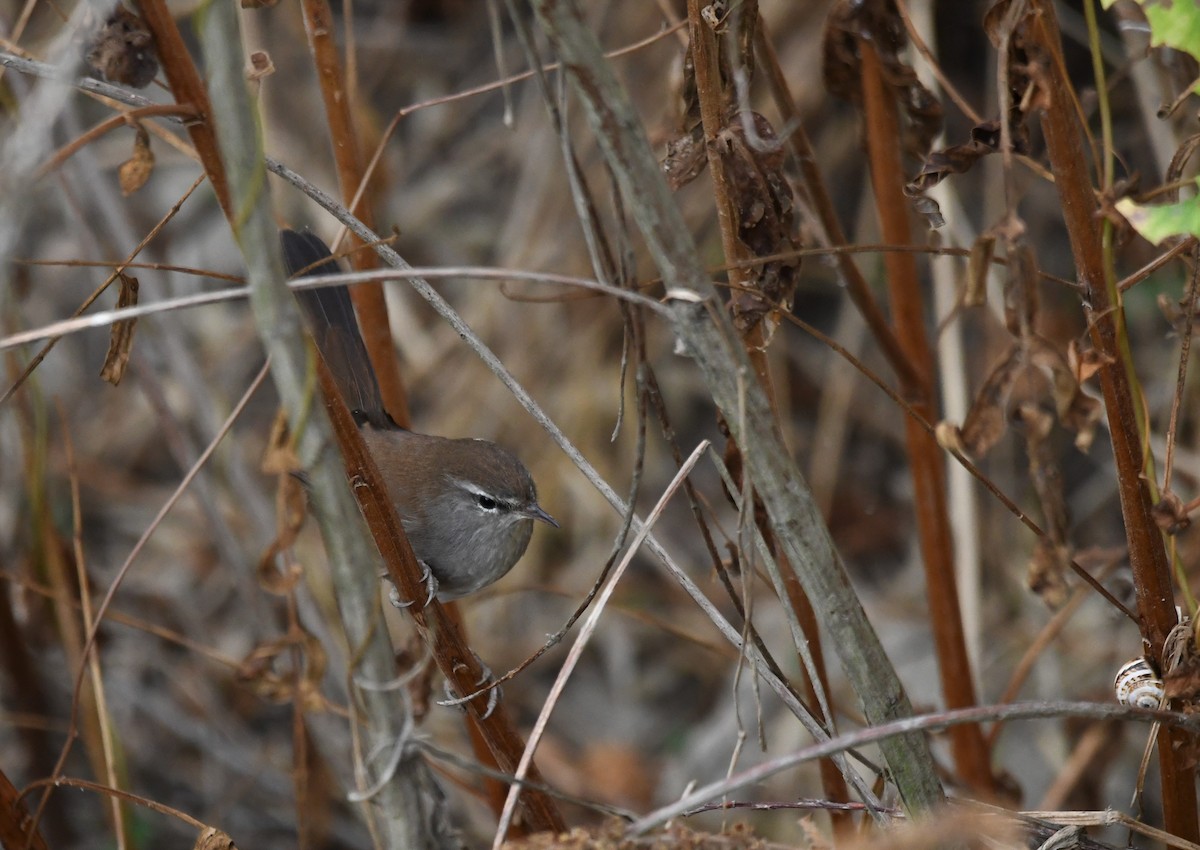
[1114,657,1165,710]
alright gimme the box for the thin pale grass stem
[629,700,1200,836]
[34,102,196,179]
[58,403,126,850]
[13,258,241,280]
[0,172,207,406]
[0,265,664,351]
[0,571,246,673]
[28,362,269,836]
[770,300,1138,622]
[1162,248,1200,493]
[335,19,686,252]
[19,778,206,831]
[492,440,709,849]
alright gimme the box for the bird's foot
[384,562,439,609]
[438,653,502,720]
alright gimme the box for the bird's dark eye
[477,495,498,511]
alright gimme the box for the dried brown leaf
[909,193,944,230]
[247,50,275,81]
[117,125,154,195]
[718,111,800,339]
[959,344,1021,457]
[1067,339,1113,384]
[237,631,330,711]
[1028,337,1102,452]
[1164,630,1200,711]
[1027,536,1070,610]
[193,827,237,850]
[1153,491,1191,535]
[85,4,158,88]
[965,233,996,307]
[823,0,943,159]
[99,272,138,385]
[662,126,707,191]
[1003,239,1039,338]
[1012,399,1073,609]
[906,121,1011,197]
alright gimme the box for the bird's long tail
[280,229,391,428]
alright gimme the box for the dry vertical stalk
[299,0,520,819]
[684,3,852,835]
[832,1,995,793]
[188,0,565,836]
[299,0,410,429]
[530,0,944,813]
[754,22,921,393]
[132,0,232,220]
[0,765,48,850]
[1018,0,1198,841]
[313,357,567,836]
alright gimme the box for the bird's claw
[421,563,438,607]
[384,562,439,610]
[438,654,502,719]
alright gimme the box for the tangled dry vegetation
[3,0,1200,848]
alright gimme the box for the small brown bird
[281,229,557,599]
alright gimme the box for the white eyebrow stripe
[452,478,515,509]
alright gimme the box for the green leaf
[1101,0,1200,92]
[1117,183,1200,245]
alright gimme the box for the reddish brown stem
[0,765,48,850]
[301,0,410,429]
[858,37,995,796]
[755,22,922,393]
[133,0,232,221]
[315,354,566,835]
[1024,2,1197,841]
[35,102,196,180]
[687,4,852,834]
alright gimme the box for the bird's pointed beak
[526,504,559,528]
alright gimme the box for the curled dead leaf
[1003,240,1038,338]
[717,112,801,340]
[248,50,275,81]
[823,0,942,160]
[193,827,237,850]
[99,272,138,385]
[1153,491,1191,535]
[906,120,1010,199]
[959,344,1021,457]
[934,421,965,454]
[662,127,707,191]
[1067,339,1113,384]
[1163,636,1200,710]
[1027,537,1070,610]
[237,631,330,711]
[118,125,154,195]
